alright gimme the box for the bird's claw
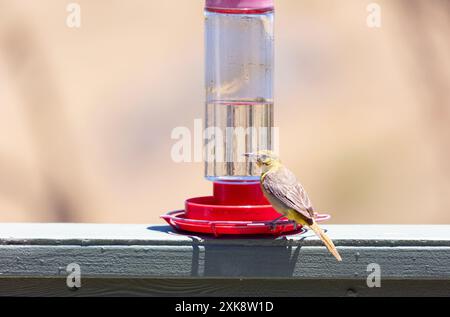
[268,221,277,231]
[268,215,286,231]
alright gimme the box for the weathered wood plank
[0,224,450,281]
[1,224,450,298]
[0,245,450,279]
[1,278,449,297]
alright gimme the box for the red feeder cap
[185,182,278,221]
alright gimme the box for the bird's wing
[263,166,315,220]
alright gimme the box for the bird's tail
[308,221,342,262]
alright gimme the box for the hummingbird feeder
[161,0,330,236]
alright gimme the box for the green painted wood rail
[0,224,449,296]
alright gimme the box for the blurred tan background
[0,0,449,224]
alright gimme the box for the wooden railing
[0,224,449,296]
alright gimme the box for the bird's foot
[268,215,286,231]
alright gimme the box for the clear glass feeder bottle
[204,0,274,183]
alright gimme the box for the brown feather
[308,221,342,262]
[262,166,314,220]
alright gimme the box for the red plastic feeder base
[161,182,330,237]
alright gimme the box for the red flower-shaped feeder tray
[162,210,330,237]
[161,182,331,237]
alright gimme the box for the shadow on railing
[147,225,312,278]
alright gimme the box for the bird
[244,151,342,261]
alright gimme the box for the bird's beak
[244,153,261,166]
